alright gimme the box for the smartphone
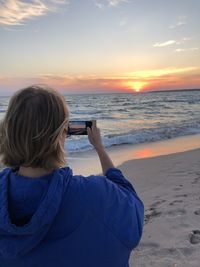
[68,121,92,135]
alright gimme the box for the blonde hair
[0,85,69,171]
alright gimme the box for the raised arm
[86,120,144,250]
[87,120,114,175]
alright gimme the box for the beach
[0,91,200,267]
[121,148,200,267]
[69,134,200,267]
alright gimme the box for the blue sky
[0,0,200,95]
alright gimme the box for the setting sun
[135,87,141,92]
[126,81,146,92]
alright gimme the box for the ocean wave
[1,91,200,154]
[65,120,200,153]
[72,110,100,115]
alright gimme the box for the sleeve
[83,167,144,251]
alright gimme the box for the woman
[0,85,144,267]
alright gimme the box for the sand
[117,148,200,267]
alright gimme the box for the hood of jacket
[0,166,72,260]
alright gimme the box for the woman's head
[0,85,69,171]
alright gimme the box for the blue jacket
[0,166,144,267]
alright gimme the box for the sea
[0,89,200,153]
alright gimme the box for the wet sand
[68,133,200,176]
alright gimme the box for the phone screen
[68,121,92,135]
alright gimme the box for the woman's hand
[87,120,104,151]
[87,120,114,174]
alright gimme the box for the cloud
[94,1,104,9]
[0,0,69,26]
[154,37,194,50]
[182,37,192,42]
[169,15,187,29]
[120,67,200,91]
[37,67,198,86]
[122,67,198,80]
[174,47,199,53]
[94,0,128,9]
[153,40,178,47]
[50,0,66,3]
[1,66,199,93]
[37,67,198,90]
[108,0,128,7]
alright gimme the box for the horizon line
[0,87,200,98]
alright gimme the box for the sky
[0,0,200,95]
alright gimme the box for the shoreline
[68,133,200,175]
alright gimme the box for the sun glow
[126,81,146,92]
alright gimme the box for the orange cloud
[0,66,199,94]
[36,66,200,92]
[121,67,197,79]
